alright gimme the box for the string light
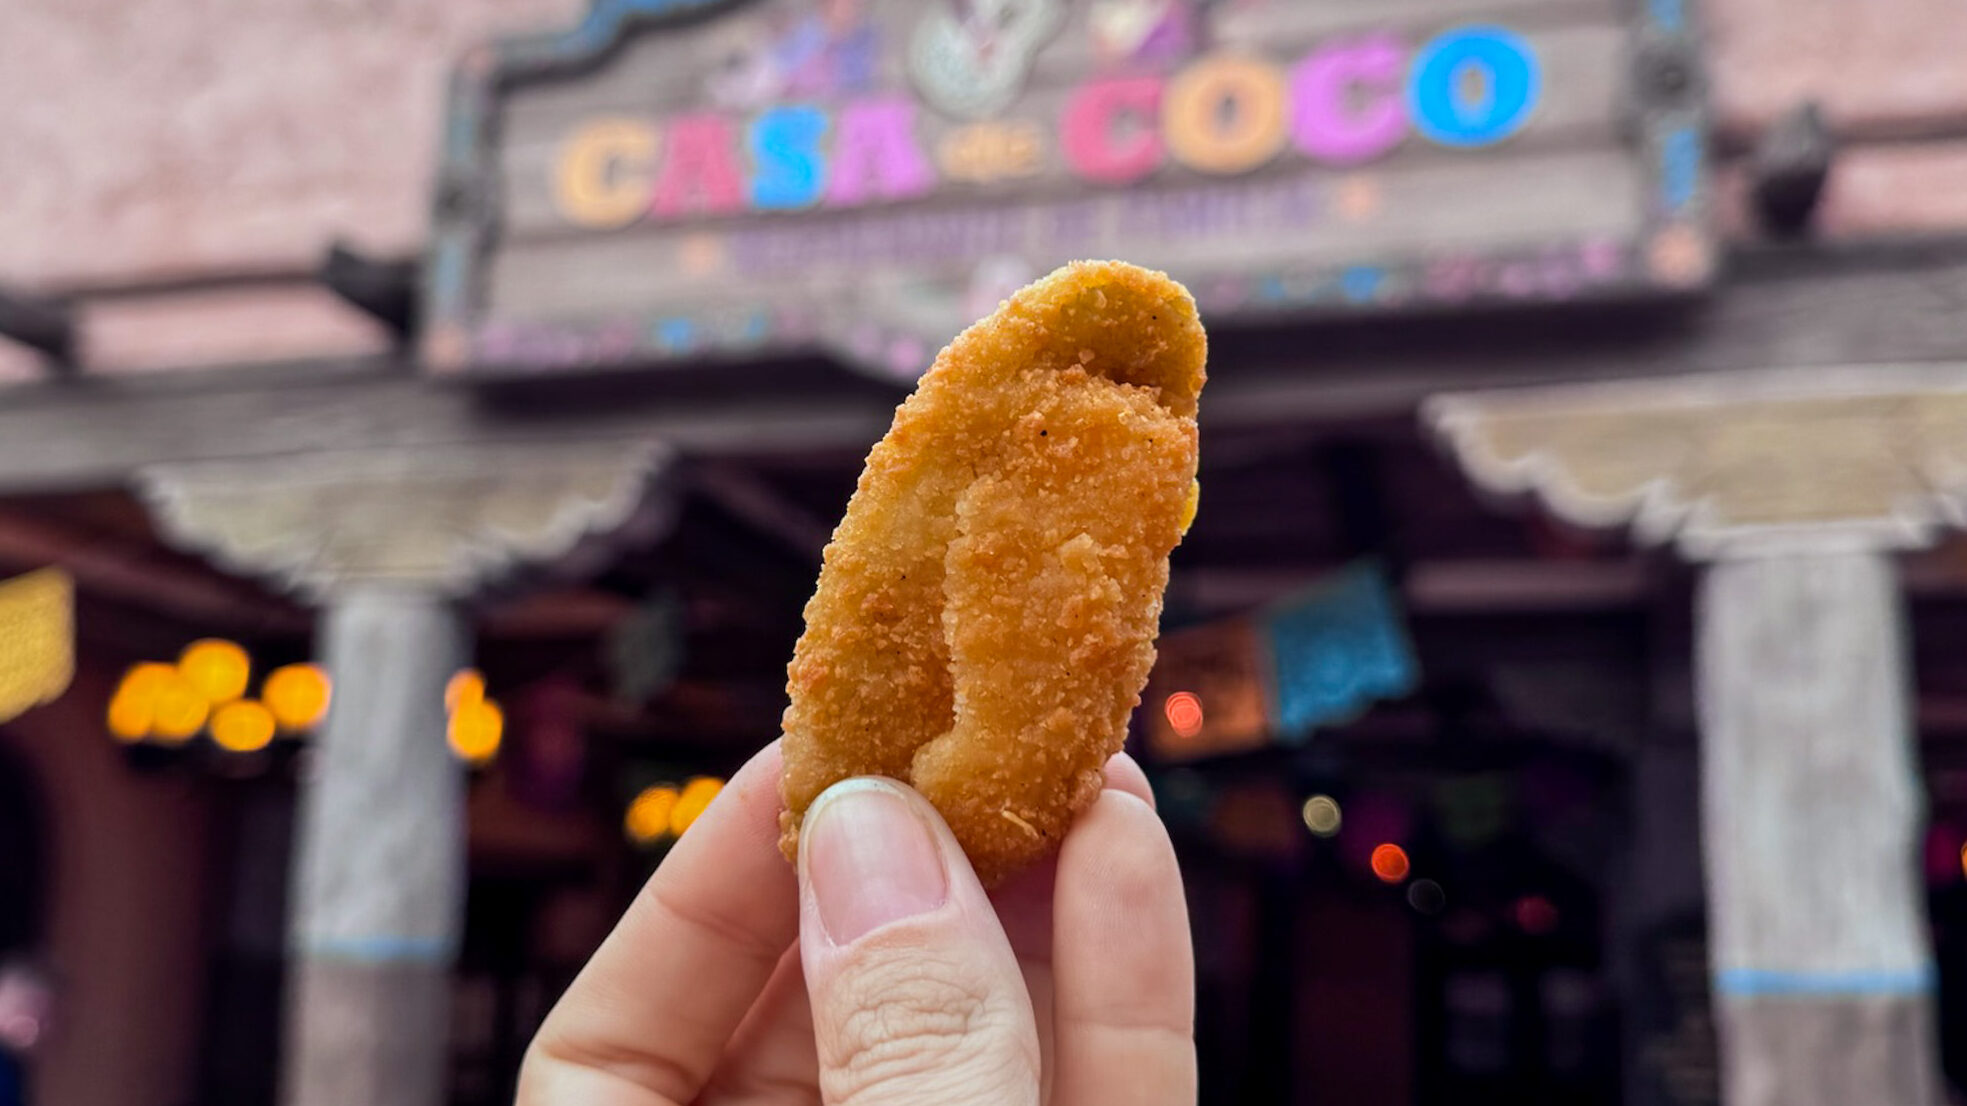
[263,664,331,732]
[625,786,679,844]
[1163,691,1204,738]
[446,669,486,713]
[1370,843,1410,883]
[108,648,490,762]
[106,662,174,742]
[1407,879,1446,914]
[448,699,503,764]
[670,777,724,836]
[150,670,210,744]
[179,639,250,704]
[1301,794,1342,837]
[624,778,726,846]
[211,700,276,754]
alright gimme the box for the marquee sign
[425,0,1709,381]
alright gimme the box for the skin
[518,741,1195,1106]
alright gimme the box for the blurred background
[4,1,1967,1105]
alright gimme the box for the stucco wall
[0,0,1961,298]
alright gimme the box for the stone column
[285,589,469,1106]
[137,440,670,1106]
[1699,552,1935,1106]
[1429,366,1967,1106]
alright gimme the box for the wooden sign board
[0,569,73,724]
[426,0,1710,382]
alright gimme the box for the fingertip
[701,738,791,857]
[1102,751,1156,809]
[1058,789,1187,945]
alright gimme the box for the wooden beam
[476,588,628,639]
[1207,238,1967,427]
[689,462,833,561]
[1177,558,1652,615]
[2,241,1967,492]
[0,358,895,495]
[318,243,417,339]
[0,509,307,635]
[0,289,74,368]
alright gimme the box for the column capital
[1427,365,1967,560]
[137,440,673,601]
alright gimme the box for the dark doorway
[0,737,49,959]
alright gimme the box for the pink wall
[0,0,1961,299]
[1,662,218,1106]
[0,0,579,290]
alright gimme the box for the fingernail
[802,778,949,944]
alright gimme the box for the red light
[1515,895,1559,934]
[1370,843,1410,883]
[1164,691,1204,738]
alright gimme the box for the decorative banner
[0,569,74,724]
[1263,562,1417,743]
[1144,561,1417,762]
[427,0,1710,381]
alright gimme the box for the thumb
[798,777,1041,1106]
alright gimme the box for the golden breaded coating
[779,260,1207,885]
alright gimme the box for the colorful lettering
[826,97,933,207]
[748,105,829,210]
[1164,55,1290,175]
[1291,35,1407,164]
[649,113,746,217]
[1408,26,1541,148]
[938,121,1045,184]
[543,27,1550,226]
[553,118,659,229]
[1061,77,1165,184]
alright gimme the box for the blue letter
[748,105,828,210]
[1408,26,1541,148]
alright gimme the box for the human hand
[517,740,1195,1106]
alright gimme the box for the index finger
[521,741,798,1106]
[1050,789,1196,1106]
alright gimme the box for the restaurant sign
[425,0,1709,381]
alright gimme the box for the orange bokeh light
[445,669,486,713]
[448,698,503,764]
[1164,691,1204,738]
[107,662,175,742]
[1370,843,1410,883]
[211,700,277,754]
[625,785,679,844]
[179,639,250,704]
[670,777,724,836]
[151,671,211,744]
[263,663,331,732]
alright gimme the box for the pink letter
[826,97,933,206]
[649,113,746,218]
[1291,36,1408,165]
[1062,77,1165,184]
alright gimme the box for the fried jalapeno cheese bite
[779,261,1207,886]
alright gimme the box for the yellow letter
[553,118,659,229]
[1164,55,1289,175]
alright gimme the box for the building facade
[6,2,1967,1105]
